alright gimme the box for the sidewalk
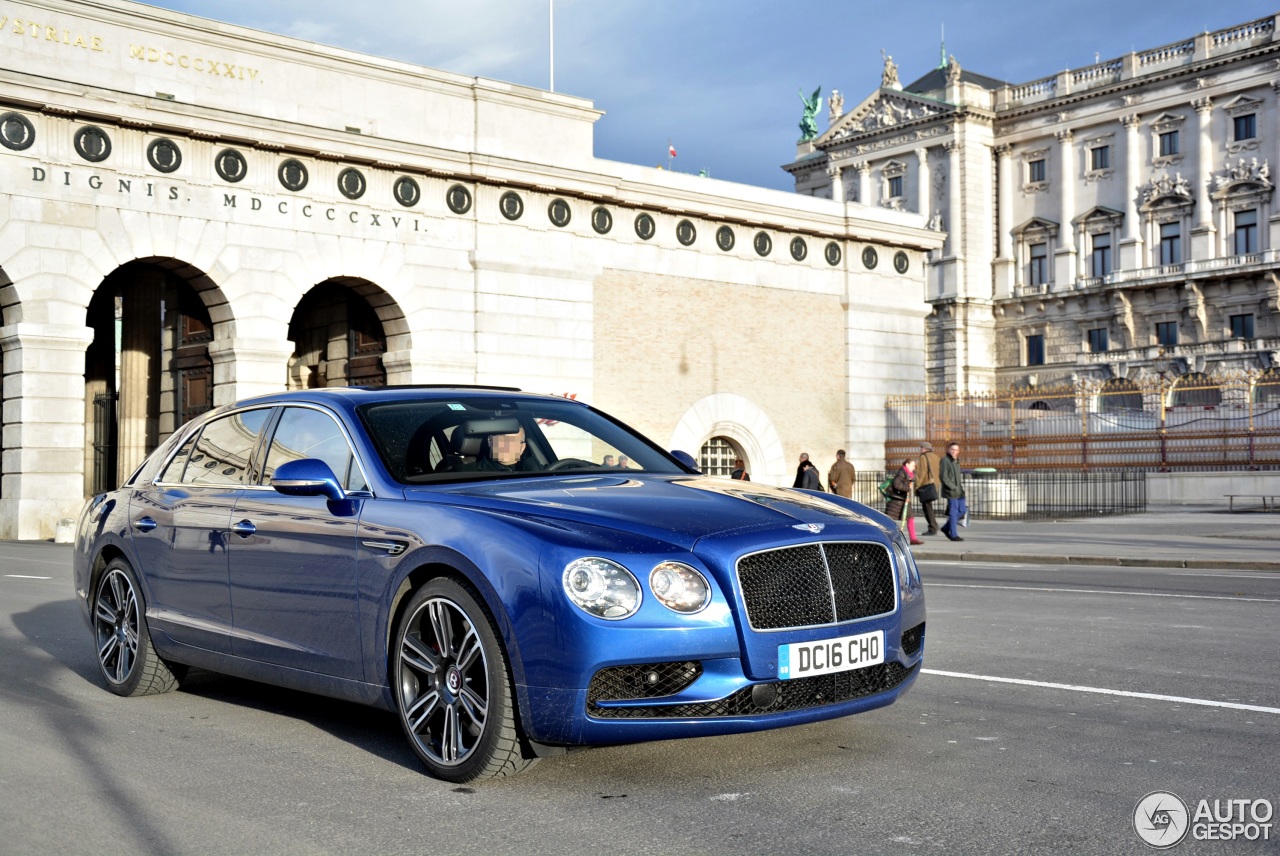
[908,505,1280,571]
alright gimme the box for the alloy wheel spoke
[400,634,439,675]
[455,627,483,672]
[94,599,117,627]
[406,689,440,733]
[115,640,132,681]
[458,685,488,726]
[109,573,127,612]
[427,601,454,659]
[98,633,118,664]
[441,704,461,762]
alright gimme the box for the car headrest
[452,417,521,457]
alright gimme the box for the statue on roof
[881,50,901,90]
[946,54,962,84]
[829,89,844,122]
[798,86,822,141]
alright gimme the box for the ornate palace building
[787,15,1280,400]
[0,0,940,539]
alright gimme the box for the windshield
[357,396,689,484]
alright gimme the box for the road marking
[923,669,1280,715]
[925,582,1280,603]
[4,574,53,580]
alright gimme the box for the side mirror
[670,450,699,472]
[271,458,346,502]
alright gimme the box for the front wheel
[393,577,535,782]
[93,558,183,696]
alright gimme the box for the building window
[1090,232,1111,277]
[1029,243,1049,285]
[1233,114,1257,142]
[1087,328,1109,353]
[1156,321,1178,347]
[1230,313,1255,339]
[1158,222,1181,265]
[1028,159,1046,183]
[698,436,742,478]
[888,175,903,198]
[1234,209,1258,255]
[1158,131,1180,157]
[1025,334,1045,366]
[1090,146,1110,171]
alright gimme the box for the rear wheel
[393,577,535,782]
[93,558,183,696]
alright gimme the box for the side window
[263,407,368,491]
[158,434,198,484]
[181,409,272,486]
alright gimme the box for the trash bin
[970,467,997,479]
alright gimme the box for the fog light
[751,683,779,709]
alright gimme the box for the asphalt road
[2,542,1277,856]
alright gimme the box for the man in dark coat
[915,442,943,535]
[940,441,966,542]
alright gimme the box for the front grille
[736,542,896,630]
[587,661,703,704]
[901,622,925,658]
[588,662,916,719]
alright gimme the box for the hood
[406,474,884,550]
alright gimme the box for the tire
[393,577,535,782]
[92,558,183,696]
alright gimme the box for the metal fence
[886,370,1280,472]
[848,471,1145,520]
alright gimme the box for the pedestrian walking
[915,442,943,535]
[940,441,967,542]
[885,459,924,545]
[827,449,855,498]
[731,458,750,480]
[792,452,810,488]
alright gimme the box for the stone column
[1120,114,1144,269]
[117,269,164,483]
[0,322,96,541]
[993,144,1015,298]
[914,147,930,217]
[946,141,963,259]
[1191,97,1216,258]
[1054,129,1077,285]
[852,161,870,206]
[826,163,845,203]
[207,338,297,406]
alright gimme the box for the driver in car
[473,425,535,472]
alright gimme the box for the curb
[912,550,1280,572]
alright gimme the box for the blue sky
[146,1,1279,191]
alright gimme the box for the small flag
[668,143,677,158]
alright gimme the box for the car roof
[229,385,577,410]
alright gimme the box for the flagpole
[667,139,673,171]
[549,0,555,92]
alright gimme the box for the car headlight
[563,557,641,619]
[649,562,711,613]
[890,533,921,589]
[890,535,912,589]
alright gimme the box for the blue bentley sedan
[73,387,925,782]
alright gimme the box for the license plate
[777,630,884,680]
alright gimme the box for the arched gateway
[0,0,940,539]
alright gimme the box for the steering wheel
[547,458,596,472]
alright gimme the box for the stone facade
[0,0,941,539]
[787,17,1280,396]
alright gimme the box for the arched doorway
[287,280,388,389]
[84,260,217,494]
[699,435,746,478]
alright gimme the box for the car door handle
[230,520,257,538]
[133,516,157,533]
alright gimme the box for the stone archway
[287,278,410,388]
[669,393,786,486]
[83,258,224,493]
